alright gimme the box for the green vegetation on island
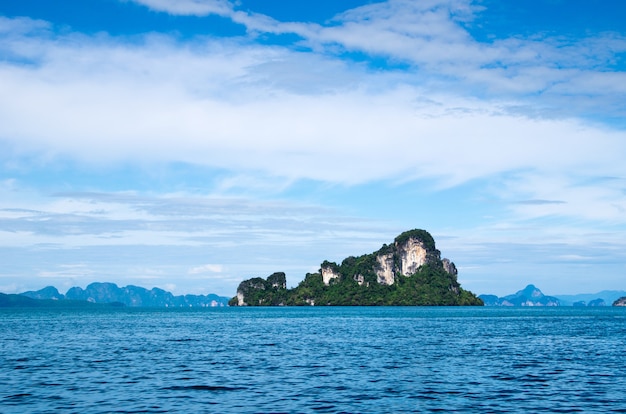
[230,229,483,306]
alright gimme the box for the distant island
[480,285,626,307]
[230,229,483,306]
[1,283,230,308]
[480,285,560,306]
[614,297,626,306]
[0,292,125,308]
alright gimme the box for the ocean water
[1,307,626,413]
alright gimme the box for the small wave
[162,385,246,392]
[3,393,33,401]
[165,338,200,342]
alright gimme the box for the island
[229,229,483,306]
[614,296,626,307]
[0,292,124,308]
[16,283,230,307]
[479,284,560,306]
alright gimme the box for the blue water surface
[1,306,625,413]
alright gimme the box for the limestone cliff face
[321,265,340,286]
[375,253,395,285]
[442,258,457,277]
[397,237,430,276]
[235,278,265,306]
[236,291,245,306]
[373,231,455,285]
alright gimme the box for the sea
[1,306,625,413]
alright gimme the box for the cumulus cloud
[121,0,626,119]
[128,0,233,16]
[188,264,223,274]
[1,6,626,231]
[0,24,624,184]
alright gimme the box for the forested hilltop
[230,229,483,306]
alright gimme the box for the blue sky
[1,0,626,297]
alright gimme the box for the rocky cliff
[230,229,482,306]
[235,272,287,306]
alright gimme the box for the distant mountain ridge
[480,285,560,306]
[0,292,123,308]
[553,290,626,306]
[20,283,230,307]
[481,285,626,307]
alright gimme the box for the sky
[1,0,626,298]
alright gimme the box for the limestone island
[230,229,483,306]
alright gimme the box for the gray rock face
[442,259,458,277]
[396,237,431,276]
[373,231,453,286]
[375,252,396,285]
[267,272,287,289]
[321,265,340,286]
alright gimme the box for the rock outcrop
[613,296,626,306]
[442,258,458,277]
[375,253,395,285]
[573,297,610,307]
[321,264,340,286]
[234,272,287,306]
[372,230,456,286]
[397,238,428,275]
[230,229,483,306]
[588,298,606,307]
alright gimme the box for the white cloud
[128,0,233,16]
[1,12,625,231]
[0,34,623,183]
[0,15,50,35]
[37,264,95,278]
[188,264,223,274]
